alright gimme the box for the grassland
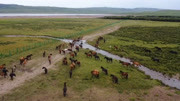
[89,26,180,76]
[2,49,160,101]
[0,18,118,37]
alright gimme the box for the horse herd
[0,36,142,97]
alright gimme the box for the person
[12,65,17,72]
[43,51,46,57]
[48,54,52,65]
[2,67,8,78]
[63,82,67,97]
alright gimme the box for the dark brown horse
[120,71,128,79]
[110,74,118,84]
[119,61,131,66]
[63,82,67,97]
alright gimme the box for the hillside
[0,4,161,14]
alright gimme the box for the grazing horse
[43,51,46,57]
[110,74,118,84]
[69,58,77,63]
[94,55,100,60]
[75,46,80,52]
[169,51,178,54]
[70,53,75,58]
[70,62,76,70]
[69,70,72,78]
[119,61,131,66]
[76,61,81,67]
[114,45,118,50]
[26,54,33,60]
[74,51,77,56]
[155,47,162,51]
[151,57,160,62]
[89,51,97,56]
[120,71,128,79]
[91,70,99,78]
[133,61,141,67]
[63,82,67,97]
[42,67,48,74]
[104,57,113,63]
[101,66,108,75]
[85,52,92,58]
[9,72,16,80]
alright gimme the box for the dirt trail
[0,25,120,95]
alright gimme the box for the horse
[42,67,48,74]
[98,36,104,41]
[0,64,5,69]
[70,53,75,58]
[94,55,100,60]
[151,57,160,62]
[120,71,128,79]
[76,61,81,67]
[101,66,108,75]
[85,52,92,58]
[89,51,97,56]
[74,51,77,56]
[69,58,77,63]
[70,62,76,70]
[132,61,141,67]
[20,57,25,65]
[110,74,118,84]
[169,51,178,54]
[22,59,27,67]
[63,82,67,97]
[95,44,99,49]
[9,72,16,80]
[119,61,131,66]
[104,57,113,63]
[26,54,33,60]
[75,46,80,52]
[114,45,118,50]
[91,70,99,78]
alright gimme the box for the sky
[0,0,180,10]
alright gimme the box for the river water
[3,35,180,90]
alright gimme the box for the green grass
[0,18,118,37]
[88,26,180,76]
[2,50,160,101]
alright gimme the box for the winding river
[2,35,180,90]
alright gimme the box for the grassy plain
[89,26,180,76]
[2,49,160,101]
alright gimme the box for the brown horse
[120,71,128,79]
[119,61,131,67]
[91,70,99,78]
[85,52,92,58]
[133,61,141,67]
[70,53,75,58]
[70,62,76,70]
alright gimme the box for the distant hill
[0,4,161,14]
[136,10,180,16]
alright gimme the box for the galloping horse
[91,70,99,78]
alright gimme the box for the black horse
[9,72,16,80]
[94,55,100,60]
[110,74,118,84]
[63,82,67,97]
[26,54,33,60]
[104,57,113,63]
[101,66,108,75]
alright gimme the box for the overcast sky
[0,0,180,10]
